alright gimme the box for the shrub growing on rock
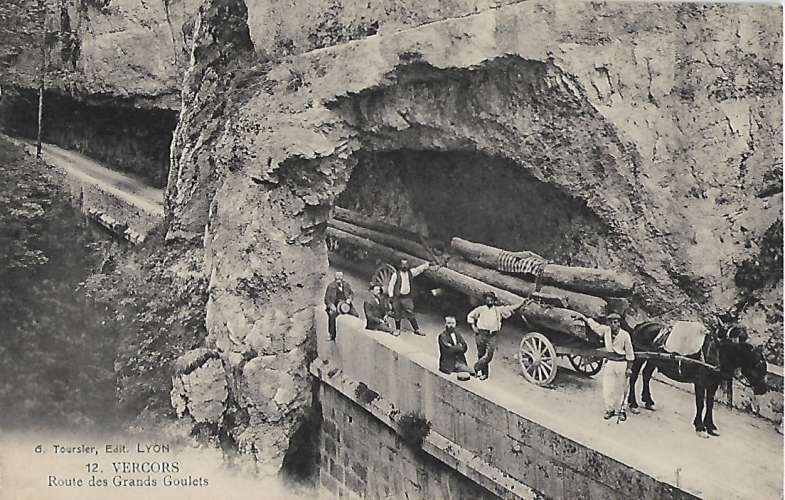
[397,412,431,449]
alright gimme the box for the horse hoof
[695,431,710,439]
[644,403,656,411]
[707,429,720,437]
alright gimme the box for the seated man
[364,284,394,334]
[438,316,475,381]
[324,271,358,341]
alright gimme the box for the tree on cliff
[0,0,72,156]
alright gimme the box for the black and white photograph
[0,0,782,499]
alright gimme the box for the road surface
[3,135,165,217]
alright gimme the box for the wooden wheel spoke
[569,354,603,377]
[518,332,557,386]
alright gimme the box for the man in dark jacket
[324,271,358,340]
[364,284,394,334]
[438,316,474,380]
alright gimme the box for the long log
[327,227,590,340]
[330,219,434,262]
[328,219,607,317]
[333,207,444,251]
[451,237,635,297]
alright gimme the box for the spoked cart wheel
[371,263,396,291]
[568,354,604,377]
[518,332,558,385]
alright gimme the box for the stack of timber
[327,227,589,340]
[328,220,607,318]
[327,211,614,340]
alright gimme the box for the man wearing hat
[387,258,431,337]
[438,316,475,381]
[467,291,527,380]
[580,311,635,420]
[324,271,359,340]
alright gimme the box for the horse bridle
[734,370,755,389]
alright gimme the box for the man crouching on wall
[438,316,475,381]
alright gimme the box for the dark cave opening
[337,148,613,268]
[0,88,178,188]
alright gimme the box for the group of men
[324,258,526,381]
[324,258,637,420]
[324,258,432,340]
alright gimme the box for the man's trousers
[327,304,358,340]
[602,360,628,412]
[474,329,498,377]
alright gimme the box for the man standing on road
[364,284,394,334]
[467,291,526,380]
[438,316,475,381]
[324,271,359,341]
[387,258,430,337]
[580,312,635,421]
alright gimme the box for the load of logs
[327,208,636,340]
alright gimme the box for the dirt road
[3,135,165,217]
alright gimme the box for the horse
[627,321,769,437]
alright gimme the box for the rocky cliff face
[165,0,782,477]
[1,0,200,108]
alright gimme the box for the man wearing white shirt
[466,291,526,380]
[580,312,636,421]
[387,258,430,337]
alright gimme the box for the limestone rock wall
[1,0,201,109]
[167,0,782,475]
[244,0,523,60]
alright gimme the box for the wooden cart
[371,263,606,386]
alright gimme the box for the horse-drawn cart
[328,211,772,437]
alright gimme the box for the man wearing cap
[324,271,359,341]
[364,284,394,334]
[438,316,474,380]
[387,258,430,337]
[467,292,527,380]
[580,312,635,420]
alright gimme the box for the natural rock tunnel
[0,88,178,188]
[337,148,614,269]
[175,55,655,475]
[330,57,640,277]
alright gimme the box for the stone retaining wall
[313,313,700,500]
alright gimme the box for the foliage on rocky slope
[0,135,210,429]
[84,226,209,422]
[0,135,118,430]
